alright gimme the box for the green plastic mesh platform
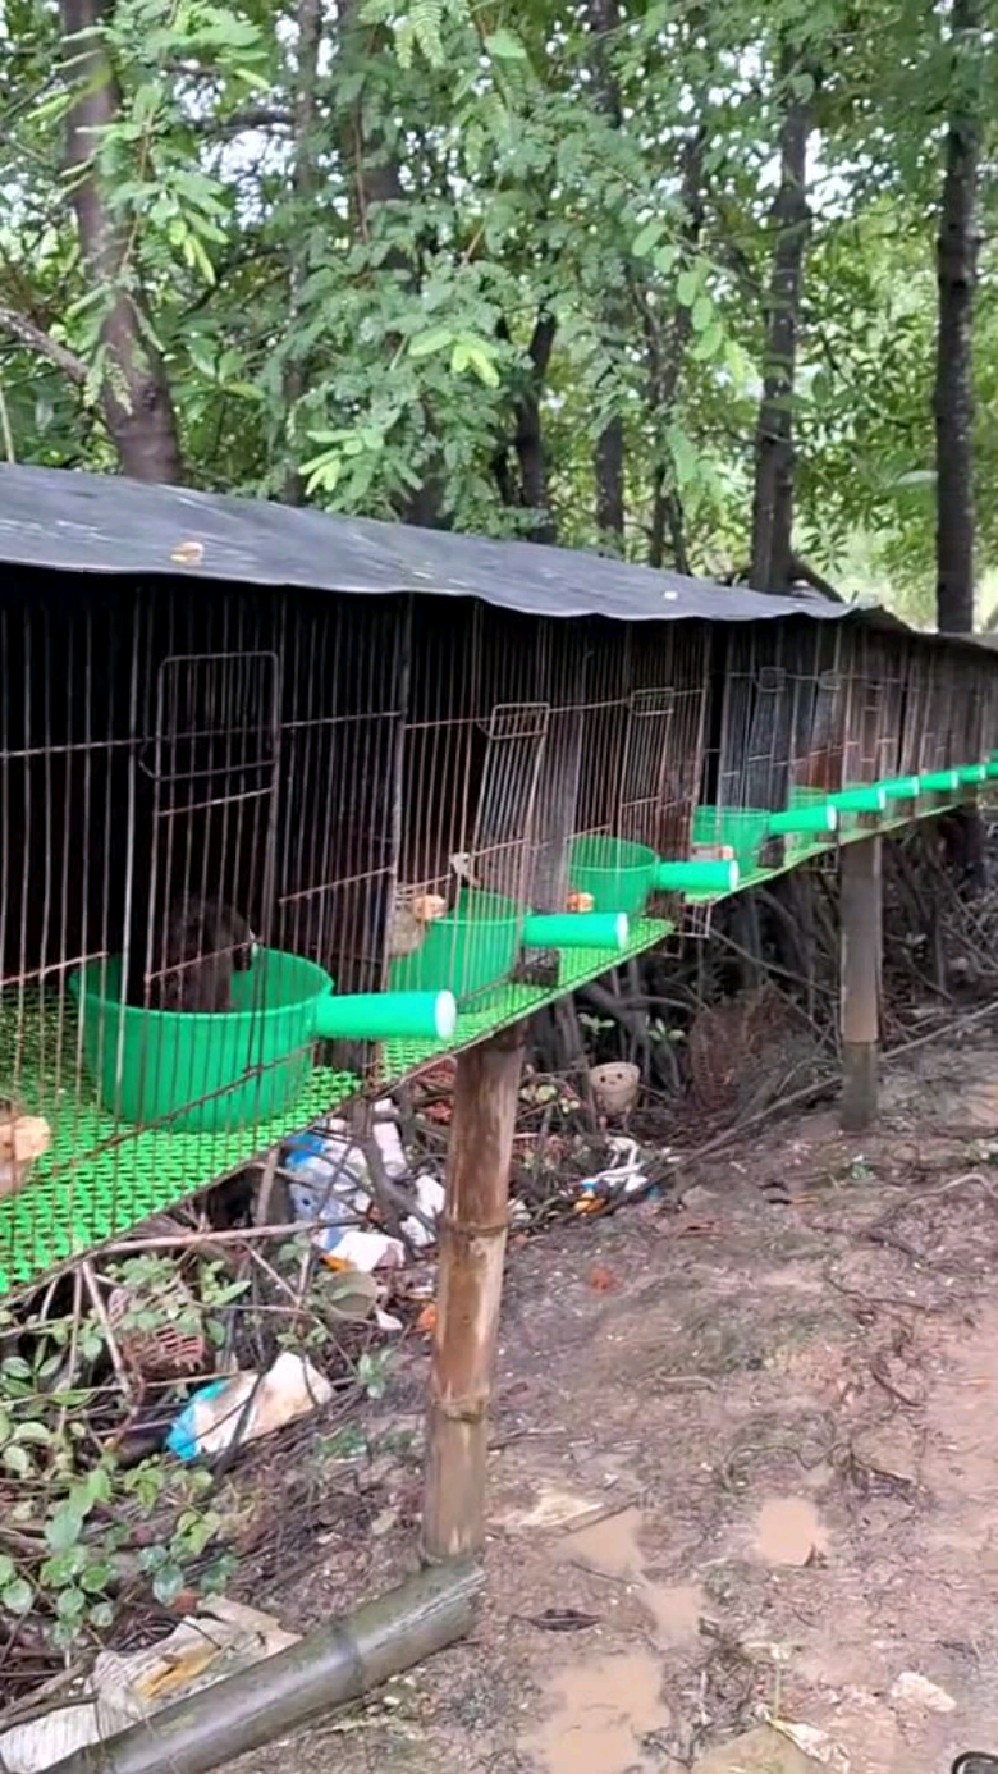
[0,993,358,1297]
[0,922,671,1296]
[380,918,670,1079]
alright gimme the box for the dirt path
[233,1035,998,1773]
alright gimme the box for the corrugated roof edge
[0,465,983,655]
[0,462,855,627]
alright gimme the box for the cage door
[619,688,674,849]
[139,650,280,1009]
[470,702,550,903]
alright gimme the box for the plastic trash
[575,1137,649,1212]
[401,1173,446,1249]
[166,1351,332,1462]
[321,1227,406,1272]
[0,1600,298,1773]
[372,1101,408,1179]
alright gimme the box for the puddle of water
[526,1650,668,1774]
[560,1507,704,1646]
[754,1496,828,1566]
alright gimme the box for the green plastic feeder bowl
[569,835,737,915]
[69,950,455,1135]
[570,835,659,915]
[692,806,772,871]
[389,888,522,1001]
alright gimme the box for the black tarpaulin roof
[0,463,858,628]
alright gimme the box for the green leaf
[56,1586,86,1621]
[3,1444,31,1478]
[45,1505,84,1555]
[0,1552,17,1586]
[484,29,528,61]
[2,1578,34,1616]
[690,294,714,334]
[152,1563,186,1607]
[675,268,699,308]
[408,328,454,360]
[451,338,500,388]
[667,425,698,492]
[632,220,663,258]
[14,1419,53,1446]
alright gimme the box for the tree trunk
[336,0,442,527]
[493,311,557,542]
[749,51,813,593]
[934,0,980,635]
[590,0,625,545]
[646,126,707,572]
[282,0,324,506]
[59,0,183,483]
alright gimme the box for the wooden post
[840,835,882,1131]
[422,1022,526,1563]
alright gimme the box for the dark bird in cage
[151,899,257,1012]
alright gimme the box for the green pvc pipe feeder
[874,775,922,801]
[919,768,961,794]
[828,785,888,814]
[767,803,839,838]
[985,759,998,780]
[569,834,737,916]
[521,910,630,949]
[956,762,988,786]
[70,951,456,1135]
[654,857,740,894]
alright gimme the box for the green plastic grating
[381,919,671,1079]
[0,993,358,1297]
[0,925,672,1295]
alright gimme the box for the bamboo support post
[422,1022,527,1562]
[840,834,882,1131]
[40,1561,484,1774]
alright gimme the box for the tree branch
[789,553,845,603]
[0,302,87,384]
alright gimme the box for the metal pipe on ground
[42,1560,484,1774]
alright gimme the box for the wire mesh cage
[565,619,712,938]
[700,619,842,882]
[387,598,552,1019]
[842,627,906,791]
[0,578,420,1295]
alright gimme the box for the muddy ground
[228,1030,998,1774]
